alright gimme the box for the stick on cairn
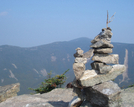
[106,10,116,28]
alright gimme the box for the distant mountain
[0,37,134,95]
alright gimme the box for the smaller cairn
[69,27,126,107]
[73,47,87,80]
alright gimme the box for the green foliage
[29,69,69,94]
[128,84,134,88]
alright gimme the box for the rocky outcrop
[120,87,134,107]
[0,88,74,107]
[70,27,127,107]
[0,87,134,107]
[0,83,20,103]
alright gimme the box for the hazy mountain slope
[0,37,134,94]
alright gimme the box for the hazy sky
[0,0,134,47]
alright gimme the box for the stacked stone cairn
[70,27,126,107]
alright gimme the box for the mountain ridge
[0,37,134,95]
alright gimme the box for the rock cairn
[70,27,126,107]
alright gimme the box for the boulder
[0,88,74,107]
[92,54,119,64]
[0,83,20,103]
[73,63,85,80]
[120,87,134,107]
[90,39,113,49]
[94,48,113,54]
[83,81,121,107]
[80,64,126,87]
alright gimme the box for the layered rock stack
[70,27,126,107]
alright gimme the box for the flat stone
[91,35,101,44]
[83,49,94,58]
[80,64,126,87]
[73,63,85,80]
[92,54,119,64]
[83,81,121,107]
[80,70,97,80]
[94,48,113,54]
[90,39,113,49]
[0,83,20,103]
[75,58,87,64]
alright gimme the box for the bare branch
[106,11,116,28]
[106,10,109,28]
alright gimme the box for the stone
[91,62,104,70]
[91,35,101,44]
[68,96,82,107]
[94,48,113,54]
[82,49,94,58]
[74,58,87,64]
[83,81,121,107]
[120,87,134,107]
[74,47,84,57]
[0,88,74,107]
[91,62,112,74]
[99,65,113,74]
[91,28,112,44]
[99,29,113,42]
[0,83,20,103]
[73,63,85,80]
[107,27,112,31]
[80,64,126,87]
[90,39,114,49]
[80,101,92,107]
[80,70,97,80]
[92,54,119,64]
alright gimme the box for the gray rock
[0,88,74,107]
[91,35,101,44]
[80,101,92,107]
[94,48,113,54]
[92,54,119,64]
[91,28,112,44]
[68,96,82,107]
[0,83,20,103]
[120,87,134,107]
[80,64,126,87]
[73,63,85,80]
[99,29,113,42]
[99,65,113,74]
[74,47,84,57]
[91,62,104,70]
[83,81,121,107]
[91,62,112,74]
[83,49,94,59]
[75,58,87,64]
[90,39,114,49]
